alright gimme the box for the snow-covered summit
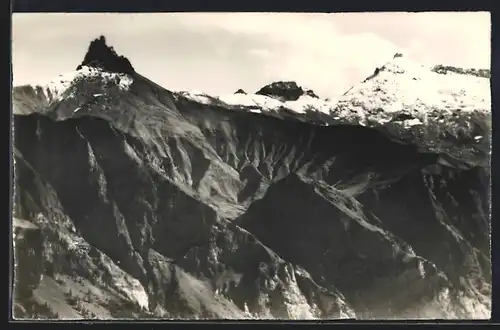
[13,35,138,115]
[13,65,134,115]
[333,54,491,126]
[324,55,490,167]
[41,66,133,101]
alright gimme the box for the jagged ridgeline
[12,36,491,320]
[431,64,491,78]
[256,81,319,101]
[76,36,135,74]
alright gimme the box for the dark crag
[77,36,135,75]
[256,81,319,101]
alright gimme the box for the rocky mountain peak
[255,81,319,101]
[76,35,135,75]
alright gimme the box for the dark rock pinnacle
[76,35,135,75]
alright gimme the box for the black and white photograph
[11,12,492,320]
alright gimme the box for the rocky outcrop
[255,81,317,102]
[77,36,135,75]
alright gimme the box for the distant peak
[235,89,247,95]
[76,35,135,75]
[255,81,318,101]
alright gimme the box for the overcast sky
[12,12,490,98]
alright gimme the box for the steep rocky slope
[11,38,491,320]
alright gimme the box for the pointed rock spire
[77,35,135,75]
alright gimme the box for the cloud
[324,12,491,68]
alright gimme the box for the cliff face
[14,113,365,319]
[12,219,44,299]
[77,36,135,75]
[11,44,491,319]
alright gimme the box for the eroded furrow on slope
[235,170,490,318]
[14,113,360,319]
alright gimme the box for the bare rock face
[76,36,135,75]
[11,38,491,320]
[236,172,489,318]
[256,81,315,102]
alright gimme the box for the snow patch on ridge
[218,93,286,112]
[404,118,423,127]
[336,57,491,122]
[31,66,134,102]
[176,90,216,105]
[178,90,336,115]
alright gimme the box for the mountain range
[11,36,492,320]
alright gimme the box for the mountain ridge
[13,50,490,169]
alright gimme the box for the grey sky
[12,12,490,98]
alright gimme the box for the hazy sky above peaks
[12,12,490,99]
